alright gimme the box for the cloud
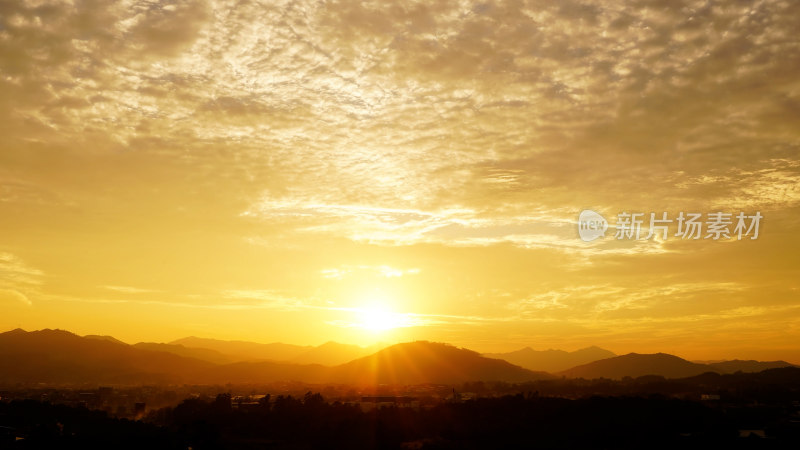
[0,252,43,285]
[3,0,798,240]
[0,289,32,306]
[0,253,42,307]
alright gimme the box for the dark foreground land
[1,394,799,449]
[2,368,800,449]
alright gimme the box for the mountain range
[484,346,617,372]
[0,329,795,386]
[0,328,212,384]
[0,329,551,386]
[167,336,313,362]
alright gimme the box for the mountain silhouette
[560,353,714,379]
[484,346,616,372]
[330,341,554,385]
[0,329,332,385]
[0,329,212,384]
[0,330,552,385]
[3,329,795,386]
[706,359,797,373]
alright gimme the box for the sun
[358,304,406,332]
[353,290,412,333]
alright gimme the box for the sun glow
[358,304,409,332]
[353,290,413,333]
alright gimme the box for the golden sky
[1,0,799,362]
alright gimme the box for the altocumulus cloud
[2,1,798,247]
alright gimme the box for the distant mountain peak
[3,328,27,335]
[580,345,608,351]
[31,328,79,337]
[332,340,553,385]
[484,345,617,372]
[169,336,313,362]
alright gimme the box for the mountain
[560,353,714,379]
[484,346,616,372]
[132,342,236,365]
[707,359,796,374]
[169,336,311,362]
[330,341,554,385]
[0,330,552,386]
[290,341,377,366]
[0,329,326,385]
[0,329,213,384]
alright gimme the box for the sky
[1,0,799,362]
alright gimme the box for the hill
[331,341,554,385]
[707,359,796,374]
[0,330,552,386]
[484,346,616,372]
[0,329,213,384]
[560,353,714,379]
